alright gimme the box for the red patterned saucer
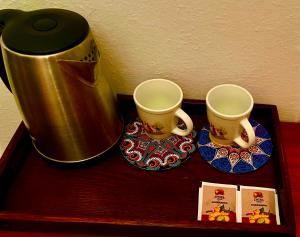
[120,120,196,171]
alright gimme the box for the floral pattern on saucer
[120,120,196,171]
[198,119,273,174]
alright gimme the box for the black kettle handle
[0,9,23,91]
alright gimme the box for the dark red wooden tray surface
[0,95,296,236]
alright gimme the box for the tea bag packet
[238,185,280,225]
[198,182,238,222]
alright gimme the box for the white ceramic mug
[133,79,193,140]
[206,84,255,148]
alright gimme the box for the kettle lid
[2,8,89,55]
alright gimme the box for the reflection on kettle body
[0,9,123,163]
[58,60,98,86]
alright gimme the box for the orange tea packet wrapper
[198,182,238,222]
[238,185,280,225]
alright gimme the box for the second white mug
[206,84,256,148]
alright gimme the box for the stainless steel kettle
[0,9,123,163]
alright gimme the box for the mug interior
[134,79,182,112]
[207,84,253,116]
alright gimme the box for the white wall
[1,0,300,154]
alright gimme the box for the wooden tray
[0,95,296,237]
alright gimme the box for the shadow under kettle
[0,8,124,163]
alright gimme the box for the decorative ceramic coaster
[120,120,197,171]
[198,119,273,174]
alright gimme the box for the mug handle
[233,118,256,148]
[171,108,193,137]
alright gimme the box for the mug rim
[133,78,183,114]
[206,84,254,119]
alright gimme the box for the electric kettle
[0,9,123,163]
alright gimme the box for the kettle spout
[58,60,97,86]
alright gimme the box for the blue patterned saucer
[198,119,273,174]
[120,120,196,171]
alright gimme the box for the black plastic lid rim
[1,8,89,55]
